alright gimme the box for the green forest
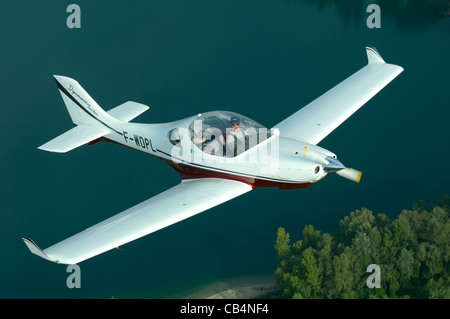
[273,195,450,299]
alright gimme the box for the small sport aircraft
[23,47,403,264]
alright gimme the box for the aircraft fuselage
[100,117,336,189]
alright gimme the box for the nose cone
[324,156,345,172]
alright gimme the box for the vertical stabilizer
[53,75,118,126]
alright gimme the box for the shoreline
[180,275,279,299]
[206,282,279,299]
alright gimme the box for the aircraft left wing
[275,47,403,145]
[22,178,252,264]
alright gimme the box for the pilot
[226,116,247,157]
[170,128,182,147]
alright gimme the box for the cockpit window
[168,111,271,157]
[189,111,271,157]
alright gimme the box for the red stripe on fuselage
[94,137,313,190]
[162,159,313,190]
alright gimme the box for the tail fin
[53,75,117,126]
[39,76,150,153]
[38,76,119,153]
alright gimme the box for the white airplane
[23,47,403,264]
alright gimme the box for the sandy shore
[206,282,279,299]
[181,275,279,299]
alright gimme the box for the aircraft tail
[39,76,149,153]
[53,75,117,126]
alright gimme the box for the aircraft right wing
[22,178,252,264]
[275,47,404,145]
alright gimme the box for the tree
[273,195,450,299]
[330,248,358,298]
[396,248,415,280]
[274,227,291,262]
[302,225,322,249]
[339,208,375,244]
[299,249,322,298]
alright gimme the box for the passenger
[226,116,247,157]
[203,134,224,156]
[192,136,206,148]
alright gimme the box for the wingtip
[22,236,60,263]
[365,46,385,64]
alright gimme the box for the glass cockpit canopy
[168,111,271,157]
[190,111,267,137]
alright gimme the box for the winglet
[366,46,385,64]
[22,237,60,263]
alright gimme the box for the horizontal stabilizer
[38,125,110,153]
[107,101,149,122]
